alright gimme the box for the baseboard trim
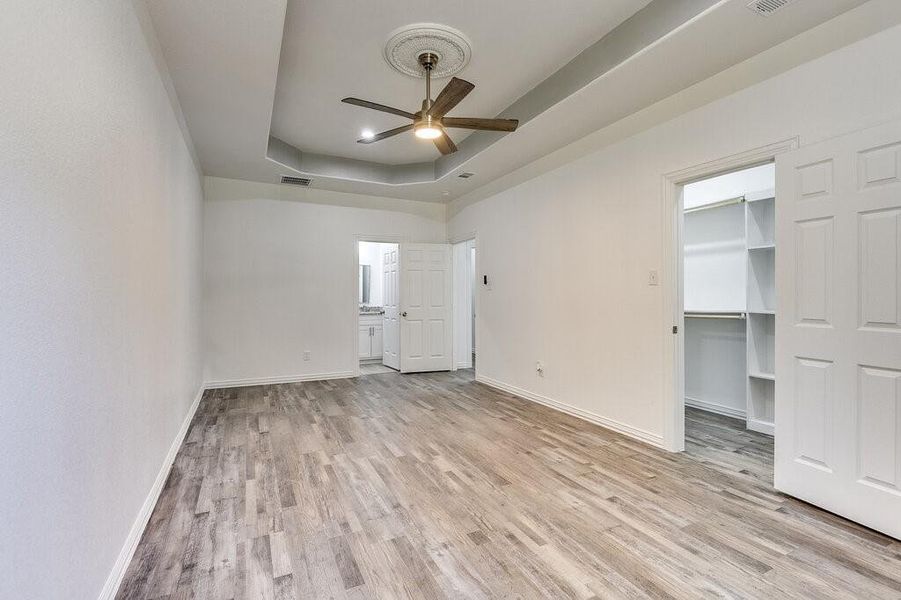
[204,370,355,389]
[685,396,747,420]
[98,383,205,600]
[476,375,665,449]
[747,418,775,436]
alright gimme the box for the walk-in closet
[683,163,776,461]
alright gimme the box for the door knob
[402,311,407,317]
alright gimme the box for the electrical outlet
[648,270,659,286]
[536,361,544,376]
[303,351,311,361]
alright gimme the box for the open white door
[776,121,901,539]
[400,243,453,373]
[382,245,400,370]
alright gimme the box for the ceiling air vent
[281,175,312,187]
[746,0,798,17]
[457,172,475,179]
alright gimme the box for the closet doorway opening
[357,240,400,376]
[452,238,477,373]
[679,162,776,479]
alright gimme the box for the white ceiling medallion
[384,23,472,79]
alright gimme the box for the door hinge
[672,325,678,334]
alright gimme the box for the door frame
[447,232,479,375]
[661,138,797,452]
[353,234,405,377]
[450,231,478,380]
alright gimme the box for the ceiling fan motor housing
[418,52,439,71]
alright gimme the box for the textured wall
[448,24,901,444]
[0,1,204,597]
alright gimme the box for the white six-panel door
[775,121,901,539]
[382,245,400,370]
[400,243,453,373]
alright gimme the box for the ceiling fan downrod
[418,52,438,110]
[416,52,442,137]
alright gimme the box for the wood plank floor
[117,371,901,599]
[359,363,397,375]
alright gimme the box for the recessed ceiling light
[361,128,375,139]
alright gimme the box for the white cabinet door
[775,120,901,539]
[358,325,372,359]
[371,325,383,359]
[382,246,400,370]
[400,243,453,373]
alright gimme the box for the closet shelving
[745,188,776,435]
[683,193,749,421]
[683,183,775,436]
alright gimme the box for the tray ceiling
[270,0,650,165]
[143,0,882,202]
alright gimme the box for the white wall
[683,204,747,312]
[0,2,204,598]
[203,177,446,385]
[684,319,748,418]
[448,24,901,446]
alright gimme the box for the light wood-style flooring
[117,370,901,599]
[359,363,397,375]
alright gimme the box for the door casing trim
[661,137,798,452]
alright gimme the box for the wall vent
[281,175,312,186]
[746,0,798,17]
[457,172,475,179]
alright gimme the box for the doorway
[667,128,901,539]
[356,239,455,376]
[452,239,477,372]
[677,161,777,475]
[357,241,399,375]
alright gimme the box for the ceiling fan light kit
[414,121,443,140]
[341,24,518,155]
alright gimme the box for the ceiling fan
[341,52,518,155]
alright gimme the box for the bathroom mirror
[359,264,371,305]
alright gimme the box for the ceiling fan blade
[427,77,475,118]
[357,123,413,144]
[433,131,457,155]
[342,97,416,120]
[442,117,519,132]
